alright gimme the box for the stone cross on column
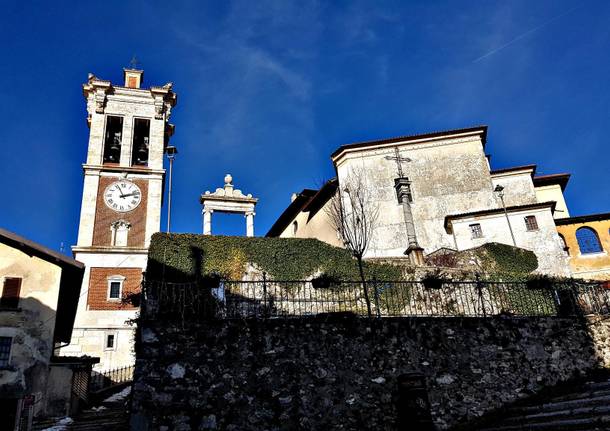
[385,147,424,265]
[384,146,411,178]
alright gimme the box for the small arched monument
[200,174,258,236]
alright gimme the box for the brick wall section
[87,267,142,310]
[92,177,148,247]
[131,315,610,430]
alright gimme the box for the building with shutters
[0,227,97,429]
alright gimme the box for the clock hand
[122,192,139,198]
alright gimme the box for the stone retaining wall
[131,315,610,430]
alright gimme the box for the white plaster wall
[451,207,570,275]
[279,211,309,238]
[145,176,164,247]
[279,200,344,248]
[148,117,166,170]
[335,136,498,257]
[76,171,100,247]
[85,110,105,166]
[61,327,135,371]
[535,184,570,219]
[490,171,538,207]
[0,243,63,416]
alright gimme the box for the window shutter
[1,278,22,308]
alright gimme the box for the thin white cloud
[473,5,581,63]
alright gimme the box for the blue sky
[1,1,609,251]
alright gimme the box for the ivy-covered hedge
[146,233,402,282]
[478,242,538,275]
[425,242,539,280]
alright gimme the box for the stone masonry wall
[131,315,610,430]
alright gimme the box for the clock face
[104,180,142,212]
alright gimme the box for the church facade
[60,69,176,370]
[268,126,571,276]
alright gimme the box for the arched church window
[111,220,131,247]
[575,227,603,254]
[292,221,298,236]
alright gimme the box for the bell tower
[60,68,177,370]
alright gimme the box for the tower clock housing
[60,68,177,370]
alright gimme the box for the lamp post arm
[500,194,517,246]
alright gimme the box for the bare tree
[326,170,379,317]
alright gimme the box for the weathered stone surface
[131,315,610,430]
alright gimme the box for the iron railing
[142,278,610,320]
[90,365,134,392]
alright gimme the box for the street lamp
[166,145,178,233]
[494,184,516,246]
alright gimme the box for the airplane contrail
[473,5,582,63]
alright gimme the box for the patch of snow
[141,328,159,343]
[166,363,185,379]
[41,416,74,431]
[436,374,456,385]
[103,385,132,402]
[90,405,107,411]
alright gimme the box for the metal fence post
[262,272,268,318]
[373,277,381,318]
[476,275,486,317]
[571,279,581,317]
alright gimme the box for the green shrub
[146,233,402,282]
[480,242,538,274]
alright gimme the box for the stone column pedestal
[245,212,255,237]
[203,209,213,235]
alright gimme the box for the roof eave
[330,125,488,163]
[490,164,537,178]
[533,173,571,192]
[265,189,318,237]
[444,201,557,229]
[555,211,610,226]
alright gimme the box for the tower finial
[129,55,140,70]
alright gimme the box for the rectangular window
[131,118,150,166]
[105,334,115,350]
[470,223,483,239]
[0,337,12,367]
[108,281,122,300]
[1,278,22,309]
[103,116,124,163]
[524,215,539,231]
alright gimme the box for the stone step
[32,407,128,431]
[581,380,610,392]
[505,393,610,416]
[507,394,610,416]
[31,419,61,431]
[479,414,610,431]
[502,404,610,427]
[544,388,610,404]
